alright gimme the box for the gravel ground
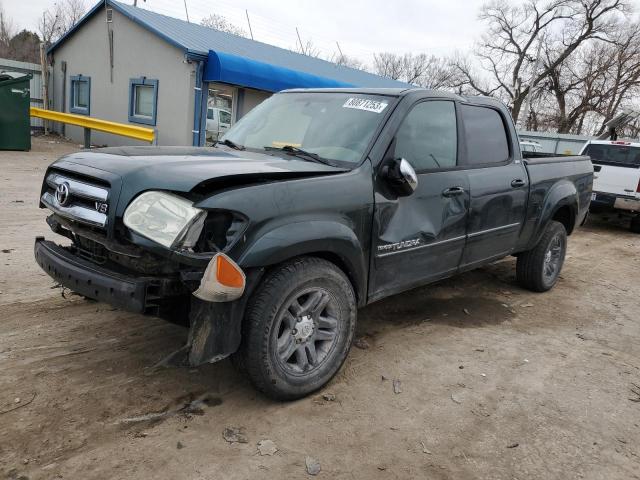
[1,137,639,480]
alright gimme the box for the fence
[0,57,49,130]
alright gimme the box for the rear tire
[516,221,567,292]
[630,216,640,234]
[238,257,356,400]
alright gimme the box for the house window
[129,77,158,126]
[69,75,90,115]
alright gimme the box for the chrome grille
[41,173,109,228]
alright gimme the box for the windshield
[584,144,640,168]
[221,92,393,165]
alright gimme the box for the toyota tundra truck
[34,88,593,399]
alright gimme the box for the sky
[1,0,483,64]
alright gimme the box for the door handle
[511,179,526,188]
[442,186,465,197]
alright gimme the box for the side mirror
[382,158,418,196]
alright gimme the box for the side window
[69,75,90,115]
[219,110,231,124]
[207,108,214,120]
[394,101,457,171]
[461,105,509,165]
[129,77,159,126]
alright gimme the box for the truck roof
[280,87,508,109]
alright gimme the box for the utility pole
[336,41,344,62]
[40,12,49,134]
[245,10,254,40]
[296,27,305,55]
[183,0,190,22]
[520,33,544,130]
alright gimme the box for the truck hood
[51,146,347,195]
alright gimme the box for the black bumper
[34,237,171,314]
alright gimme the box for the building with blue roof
[47,0,408,146]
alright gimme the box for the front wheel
[238,257,356,400]
[516,221,567,292]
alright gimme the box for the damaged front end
[35,169,261,367]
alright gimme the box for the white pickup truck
[581,140,640,232]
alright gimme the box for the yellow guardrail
[30,107,155,145]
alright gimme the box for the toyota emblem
[55,182,70,206]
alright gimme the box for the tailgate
[583,143,640,197]
[593,163,640,197]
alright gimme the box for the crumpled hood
[51,146,346,194]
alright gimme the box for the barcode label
[343,97,388,113]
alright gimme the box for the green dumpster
[0,71,32,151]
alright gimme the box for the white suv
[581,140,640,232]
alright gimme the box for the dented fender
[238,221,368,306]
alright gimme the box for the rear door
[582,143,640,198]
[370,99,470,299]
[459,104,528,269]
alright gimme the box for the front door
[370,100,470,300]
[458,104,528,268]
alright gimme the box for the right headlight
[123,191,205,249]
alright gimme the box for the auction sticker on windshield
[343,98,388,114]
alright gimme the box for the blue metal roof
[205,51,355,91]
[49,0,409,89]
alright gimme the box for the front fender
[238,220,367,305]
[527,180,578,250]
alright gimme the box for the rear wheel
[238,257,356,400]
[516,221,567,292]
[630,215,640,233]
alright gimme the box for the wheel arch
[238,221,368,306]
[527,180,578,250]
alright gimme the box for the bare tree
[372,52,406,80]
[454,0,628,123]
[330,52,363,70]
[294,38,321,58]
[0,0,15,58]
[594,22,640,134]
[200,13,247,37]
[372,52,466,90]
[38,0,87,45]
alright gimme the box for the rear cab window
[461,105,510,165]
[583,143,640,168]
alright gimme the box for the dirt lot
[1,137,639,480]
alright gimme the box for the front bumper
[34,237,180,314]
[34,236,264,366]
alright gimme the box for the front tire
[516,221,567,292]
[238,257,356,400]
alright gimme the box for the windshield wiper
[264,145,334,166]
[218,139,245,150]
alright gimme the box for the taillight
[637,178,640,193]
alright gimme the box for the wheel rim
[273,287,340,375]
[543,234,563,283]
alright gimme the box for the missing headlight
[193,211,247,253]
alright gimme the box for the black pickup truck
[34,88,593,399]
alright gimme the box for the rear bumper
[591,191,640,212]
[34,237,175,314]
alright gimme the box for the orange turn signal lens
[216,254,245,288]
